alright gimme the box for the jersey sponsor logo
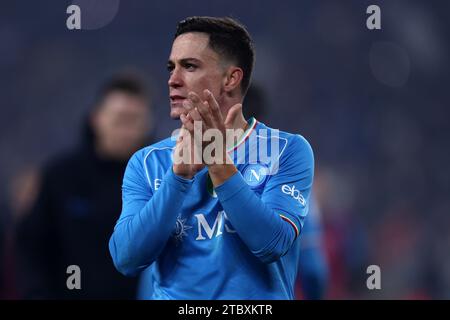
[242,164,269,187]
[281,184,306,207]
[194,211,236,240]
[173,215,193,244]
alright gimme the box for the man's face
[168,32,226,119]
[93,92,150,160]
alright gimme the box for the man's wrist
[166,166,195,194]
[208,163,237,187]
[172,165,194,180]
[175,173,194,180]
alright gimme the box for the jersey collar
[226,117,257,153]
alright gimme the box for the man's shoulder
[131,137,175,160]
[127,137,175,174]
[145,136,176,152]
[255,120,313,157]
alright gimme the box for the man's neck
[233,116,249,131]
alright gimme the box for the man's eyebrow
[168,58,202,65]
[181,58,201,64]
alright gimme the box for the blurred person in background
[313,168,369,299]
[1,167,40,299]
[15,72,154,299]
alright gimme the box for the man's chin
[170,106,184,120]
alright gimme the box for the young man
[109,16,314,299]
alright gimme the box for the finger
[196,100,214,128]
[188,107,204,139]
[176,125,188,145]
[203,89,223,122]
[176,129,183,144]
[224,103,243,128]
[187,92,203,110]
[182,99,194,113]
[188,106,203,123]
[180,113,194,133]
[185,92,204,122]
[188,91,217,127]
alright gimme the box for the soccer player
[109,16,314,299]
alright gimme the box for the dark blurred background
[1,0,449,299]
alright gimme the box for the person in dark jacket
[15,72,153,299]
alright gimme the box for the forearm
[214,171,297,263]
[109,168,193,276]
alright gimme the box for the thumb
[224,103,243,128]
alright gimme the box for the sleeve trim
[279,214,300,238]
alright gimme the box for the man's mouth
[170,95,186,104]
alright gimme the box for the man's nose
[168,68,183,88]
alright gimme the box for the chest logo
[173,215,193,244]
[242,164,269,187]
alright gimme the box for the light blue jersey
[109,118,314,299]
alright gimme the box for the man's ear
[223,67,243,93]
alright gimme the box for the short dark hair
[95,72,149,108]
[175,16,254,96]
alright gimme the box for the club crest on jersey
[242,164,269,187]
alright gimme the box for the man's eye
[185,63,196,71]
[167,65,174,73]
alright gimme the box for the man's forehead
[169,32,218,61]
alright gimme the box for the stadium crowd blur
[1,0,449,299]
